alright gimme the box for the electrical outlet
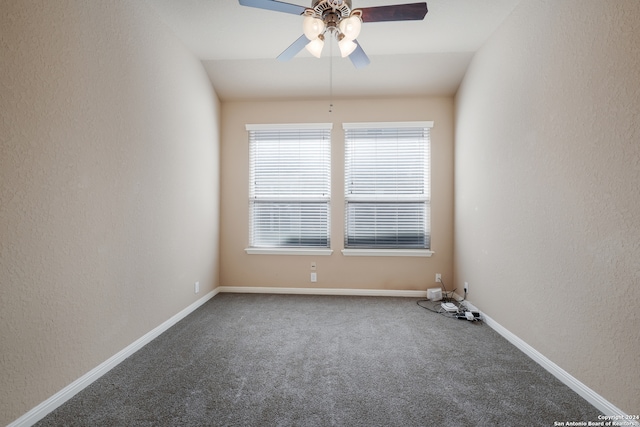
[194,281,200,294]
[310,272,317,282]
[464,282,469,293]
[435,273,441,283]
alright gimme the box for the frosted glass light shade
[303,15,325,40]
[339,15,362,40]
[338,38,357,57]
[306,37,324,58]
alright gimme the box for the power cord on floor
[438,277,456,303]
[416,280,482,322]
[416,299,441,313]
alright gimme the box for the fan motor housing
[312,0,352,8]
[312,0,352,18]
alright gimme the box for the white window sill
[341,249,434,257]
[245,248,333,256]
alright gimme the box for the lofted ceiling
[148,0,521,100]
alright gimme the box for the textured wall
[455,0,640,413]
[220,97,454,291]
[0,1,220,424]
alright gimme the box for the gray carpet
[37,293,601,426]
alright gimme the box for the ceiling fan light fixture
[338,37,357,57]
[305,35,325,58]
[303,15,325,40]
[338,14,362,40]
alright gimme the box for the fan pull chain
[329,34,333,113]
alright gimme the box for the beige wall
[220,97,454,291]
[455,0,640,413]
[0,1,220,424]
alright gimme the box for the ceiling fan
[238,0,428,68]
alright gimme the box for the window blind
[247,124,331,248]
[344,122,431,249]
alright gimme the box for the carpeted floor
[37,293,601,426]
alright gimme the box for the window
[246,123,331,252]
[343,122,432,253]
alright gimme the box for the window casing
[247,124,331,249]
[343,122,432,250]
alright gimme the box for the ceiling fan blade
[358,2,428,23]
[349,40,370,69]
[277,34,310,62]
[238,0,306,15]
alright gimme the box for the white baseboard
[217,285,428,298]
[477,308,634,421]
[8,289,218,427]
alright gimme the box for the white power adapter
[427,288,442,301]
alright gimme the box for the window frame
[244,123,333,256]
[342,121,434,257]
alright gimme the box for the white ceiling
[148,0,521,100]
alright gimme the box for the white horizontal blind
[248,124,331,248]
[344,122,431,249]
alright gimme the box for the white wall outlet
[194,281,200,294]
[310,272,317,282]
[310,261,317,270]
[435,273,441,283]
[464,282,469,293]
